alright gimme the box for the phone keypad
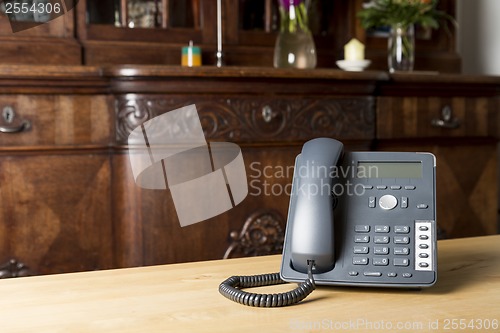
[352,225,412,273]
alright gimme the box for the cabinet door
[80,0,207,65]
[0,2,80,65]
[0,153,114,276]
[230,1,359,67]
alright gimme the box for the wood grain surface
[0,235,498,332]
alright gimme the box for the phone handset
[219,138,342,307]
[289,138,343,274]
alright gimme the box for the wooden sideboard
[0,65,498,278]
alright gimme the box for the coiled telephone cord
[218,260,316,307]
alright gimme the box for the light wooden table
[0,235,499,332]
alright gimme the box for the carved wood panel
[223,209,285,259]
[115,95,375,143]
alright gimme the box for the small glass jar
[388,23,415,72]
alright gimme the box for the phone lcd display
[357,162,422,178]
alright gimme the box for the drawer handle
[262,105,275,123]
[0,106,31,133]
[431,105,460,129]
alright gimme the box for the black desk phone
[220,138,437,307]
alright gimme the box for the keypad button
[390,185,402,190]
[353,257,368,265]
[395,225,410,234]
[355,225,370,233]
[364,272,382,277]
[354,235,370,243]
[419,235,429,240]
[353,246,369,254]
[405,185,416,190]
[419,244,429,249]
[417,204,429,209]
[402,273,413,278]
[368,196,376,208]
[419,226,429,231]
[393,247,410,255]
[349,271,359,276]
[377,185,387,190]
[374,236,390,244]
[419,253,429,258]
[374,246,389,255]
[394,236,410,244]
[375,225,390,233]
[373,258,389,266]
[394,258,410,266]
[387,272,397,277]
[419,262,429,268]
[362,185,373,190]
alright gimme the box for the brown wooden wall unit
[0,65,498,278]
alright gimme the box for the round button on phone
[379,195,398,210]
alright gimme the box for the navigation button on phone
[379,195,398,210]
[368,196,376,208]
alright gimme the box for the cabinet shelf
[0,0,459,72]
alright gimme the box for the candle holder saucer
[336,59,371,72]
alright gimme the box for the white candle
[216,0,223,67]
[217,0,222,53]
[344,38,365,61]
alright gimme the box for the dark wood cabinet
[0,0,459,72]
[0,65,498,278]
[77,0,459,70]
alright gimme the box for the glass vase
[273,0,317,69]
[388,23,415,72]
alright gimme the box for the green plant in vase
[357,0,454,72]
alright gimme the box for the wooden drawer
[377,96,500,139]
[115,95,376,144]
[0,95,113,147]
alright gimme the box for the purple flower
[279,0,305,9]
